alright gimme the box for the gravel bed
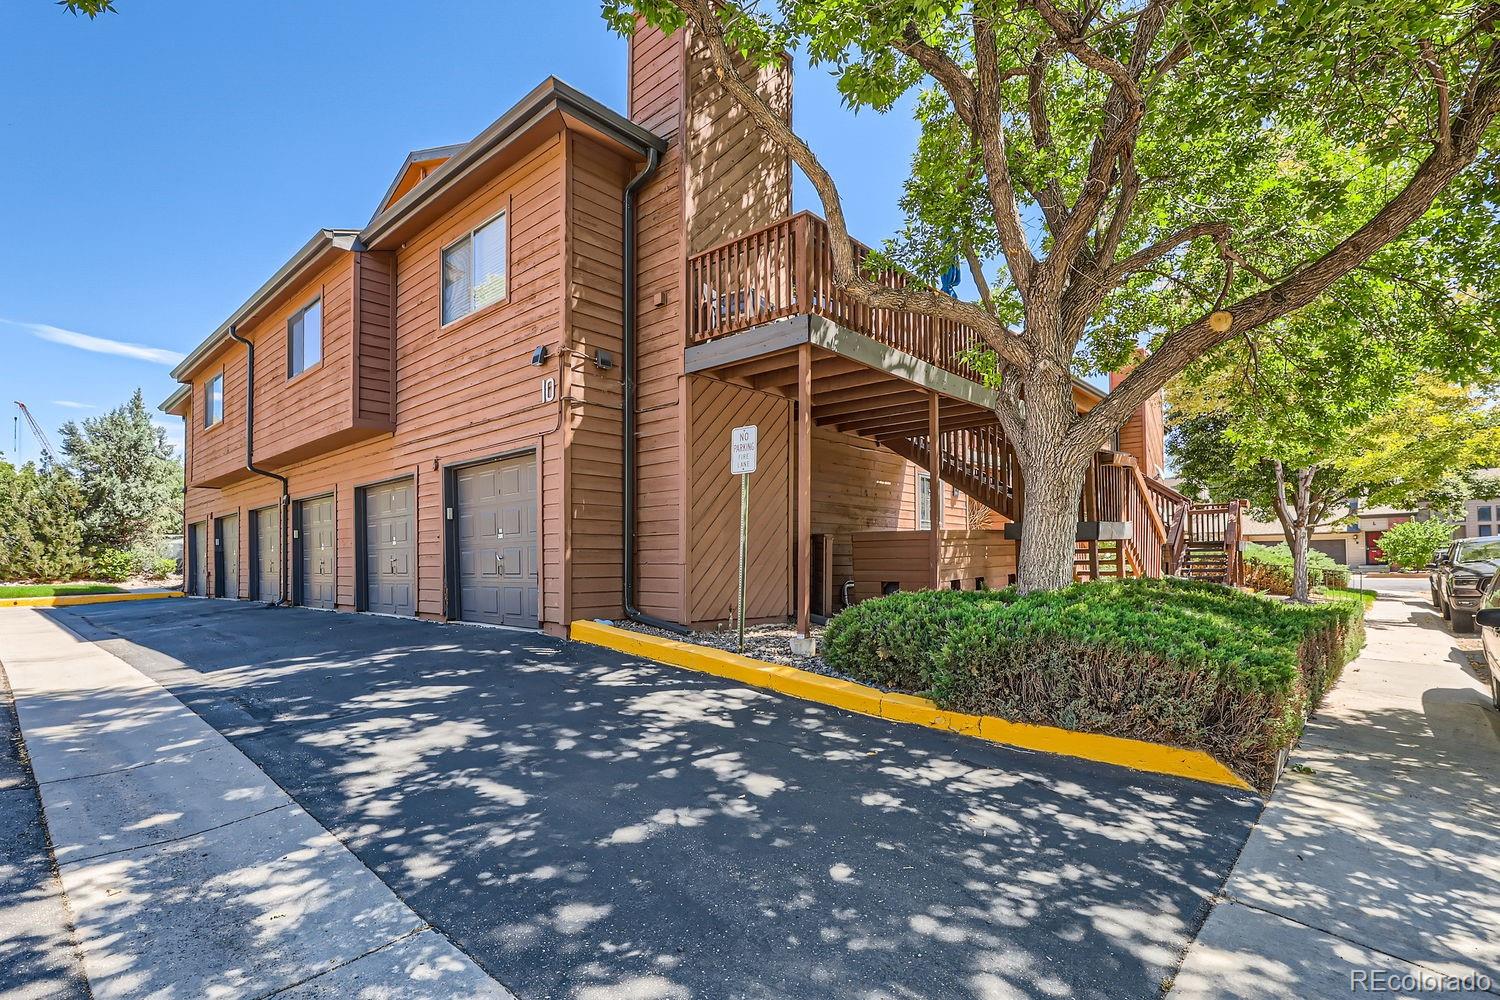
[608,619,888,687]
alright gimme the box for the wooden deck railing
[686,212,984,379]
[1089,453,1182,580]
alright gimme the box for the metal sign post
[730,425,758,652]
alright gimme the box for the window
[917,473,932,530]
[288,298,322,376]
[1480,526,1494,537]
[204,373,223,427]
[1479,505,1493,522]
[442,213,508,325]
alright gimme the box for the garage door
[362,479,415,616]
[190,522,207,596]
[1310,538,1348,566]
[217,514,240,599]
[255,506,281,603]
[299,496,336,610]
[455,454,538,627]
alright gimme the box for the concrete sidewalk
[0,607,512,1000]
[1171,584,1500,998]
[0,659,89,1000]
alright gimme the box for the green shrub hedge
[1243,541,1351,592]
[823,577,1364,791]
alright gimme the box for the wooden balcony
[687,211,984,380]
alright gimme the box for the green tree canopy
[606,0,1500,590]
[0,458,88,581]
[59,389,181,552]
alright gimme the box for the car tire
[1442,598,1452,620]
[1431,587,1441,607]
[1492,670,1500,710]
[1452,609,1475,634]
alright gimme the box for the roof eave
[158,384,191,415]
[361,77,665,251]
[169,228,360,382]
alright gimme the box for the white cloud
[4,318,185,366]
[51,400,95,409]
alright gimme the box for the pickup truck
[1430,537,1500,633]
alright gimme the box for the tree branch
[1072,20,1500,450]
[1419,38,1453,150]
[971,12,1040,296]
[662,1,1036,366]
[963,245,996,314]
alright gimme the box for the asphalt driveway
[47,599,1261,1000]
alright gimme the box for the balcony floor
[685,314,1002,441]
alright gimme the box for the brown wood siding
[187,351,248,488]
[1118,393,1166,479]
[248,253,357,467]
[686,376,792,628]
[564,133,634,622]
[851,529,1017,603]
[683,29,791,255]
[808,427,908,603]
[631,142,689,621]
[628,24,685,138]
[186,133,571,632]
[353,250,397,428]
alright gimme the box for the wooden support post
[928,391,941,590]
[796,344,813,637]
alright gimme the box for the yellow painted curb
[0,591,185,609]
[570,620,1254,792]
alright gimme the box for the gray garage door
[1310,538,1349,566]
[456,454,538,627]
[216,514,240,599]
[190,522,207,596]
[255,506,281,603]
[299,496,336,610]
[363,479,415,616]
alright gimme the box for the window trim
[917,472,932,531]
[439,204,511,330]
[203,371,225,429]
[286,294,325,381]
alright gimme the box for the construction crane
[14,401,58,464]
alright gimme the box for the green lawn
[1324,586,1379,609]
[0,584,126,599]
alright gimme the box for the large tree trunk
[1014,455,1089,592]
[1010,365,1094,593]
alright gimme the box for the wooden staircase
[1176,540,1233,583]
[884,424,1018,521]
[1073,539,1137,582]
[883,429,1248,588]
[1166,502,1246,586]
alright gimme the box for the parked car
[1474,580,1500,708]
[1431,538,1500,633]
[1429,547,1451,606]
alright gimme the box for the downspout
[226,325,291,606]
[620,146,686,634]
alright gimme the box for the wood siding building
[164,33,1187,638]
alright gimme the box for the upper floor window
[1479,505,1493,522]
[288,298,323,377]
[204,373,223,427]
[442,212,507,325]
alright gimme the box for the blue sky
[0,1,921,464]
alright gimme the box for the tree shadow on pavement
[47,599,1264,1000]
